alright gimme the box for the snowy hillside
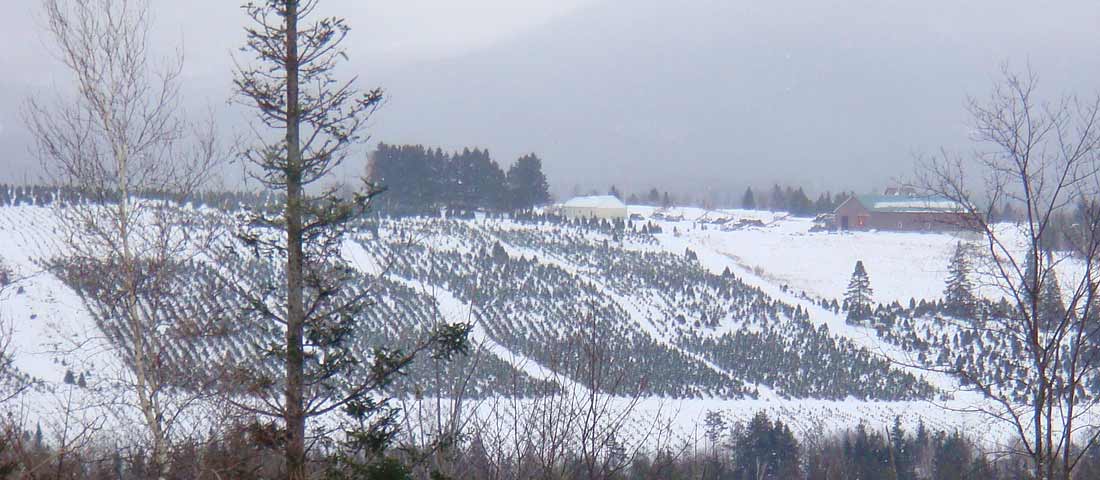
[0,198,1053,442]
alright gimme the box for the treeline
[655,411,1078,480]
[0,184,283,212]
[990,199,1100,251]
[5,411,1096,479]
[610,184,852,217]
[367,143,551,215]
[740,185,853,217]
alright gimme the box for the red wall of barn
[863,211,974,231]
[834,198,976,231]
[834,199,870,229]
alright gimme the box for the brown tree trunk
[283,1,307,479]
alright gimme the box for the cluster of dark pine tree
[741,185,853,217]
[367,143,551,215]
[619,186,675,207]
[598,411,1059,480]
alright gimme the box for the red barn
[834,190,974,231]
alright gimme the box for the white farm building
[558,195,628,220]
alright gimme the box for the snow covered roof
[856,194,965,213]
[561,195,627,209]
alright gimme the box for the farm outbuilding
[559,195,628,221]
[834,189,974,231]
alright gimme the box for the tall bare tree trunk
[235,2,465,476]
[282,1,307,478]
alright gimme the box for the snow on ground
[631,206,1088,308]
[635,207,966,304]
[651,226,962,394]
[342,237,570,387]
[353,207,1079,445]
[0,203,1084,447]
[0,206,142,439]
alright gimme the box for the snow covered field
[0,203,1072,446]
[632,206,973,304]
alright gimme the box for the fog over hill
[3,0,1100,197]
[364,0,1100,198]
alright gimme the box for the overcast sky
[3,0,1100,200]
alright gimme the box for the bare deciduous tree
[919,65,1100,480]
[23,0,224,477]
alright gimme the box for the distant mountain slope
[373,0,1100,195]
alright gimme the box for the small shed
[834,191,973,231]
[559,195,628,221]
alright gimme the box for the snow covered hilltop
[0,190,1036,439]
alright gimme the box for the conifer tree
[844,260,874,322]
[646,187,661,205]
[814,192,834,214]
[1038,250,1066,332]
[733,411,800,479]
[233,2,468,477]
[505,153,550,210]
[770,184,786,212]
[789,187,813,216]
[1021,248,1067,333]
[943,242,976,318]
[742,187,756,210]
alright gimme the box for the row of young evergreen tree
[0,183,288,212]
[366,143,551,215]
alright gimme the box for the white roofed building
[559,195,628,221]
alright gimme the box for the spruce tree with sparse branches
[231,2,468,478]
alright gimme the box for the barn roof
[855,194,965,213]
[561,195,627,209]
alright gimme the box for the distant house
[559,195,628,221]
[834,189,974,231]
